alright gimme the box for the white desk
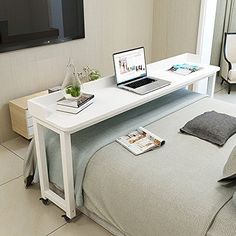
[28,53,219,220]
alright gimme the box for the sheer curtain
[211,0,236,71]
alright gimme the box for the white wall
[152,0,201,61]
[0,0,154,142]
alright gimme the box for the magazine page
[168,63,201,76]
[116,127,165,155]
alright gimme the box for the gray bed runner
[82,98,236,236]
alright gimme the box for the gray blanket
[82,97,236,236]
[206,199,236,236]
[24,89,205,207]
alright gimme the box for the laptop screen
[113,47,147,85]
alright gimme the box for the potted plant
[62,59,83,99]
[65,83,81,98]
[61,60,101,99]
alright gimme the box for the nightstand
[9,91,48,139]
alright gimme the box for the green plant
[89,69,101,81]
[65,85,81,97]
[80,66,101,82]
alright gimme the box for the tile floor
[0,77,235,236]
[214,77,236,103]
[0,137,112,236]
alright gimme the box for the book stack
[57,93,94,114]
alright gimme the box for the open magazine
[116,127,165,156]
[168,63,201,75]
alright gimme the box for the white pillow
[218,146,236,182]
[218,146,236,208]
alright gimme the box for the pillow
[180,111,236,146]
[219,146,236,209]
[218,146,236,182]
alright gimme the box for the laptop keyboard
[126,78,156,89]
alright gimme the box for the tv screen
[0,0,85,53]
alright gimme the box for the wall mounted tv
[0,0,85,53]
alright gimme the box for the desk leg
[207,73,216,98]
[59,132,76,219]
[33,120,49,199]
[33,119,76,219]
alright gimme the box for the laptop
[113,47,171,95]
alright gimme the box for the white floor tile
[0,145,23,185]
[49,214,113,236]
[214,88,236,105]
[2,136,30,160]
[0,177,65,236]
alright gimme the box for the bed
[24,89,236,236]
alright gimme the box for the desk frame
[29,54,218,219]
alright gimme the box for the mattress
[82,97,236,236]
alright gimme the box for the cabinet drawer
[28,126,34,138]
[26,117,33,127]
[26,110,32,118]
[9,90,47,139]
[9,103,33,139]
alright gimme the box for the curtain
[211,0,236,68]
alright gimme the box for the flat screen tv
[0,0,85,53]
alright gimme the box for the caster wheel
[62,214,72,223]
[39,198,50,205]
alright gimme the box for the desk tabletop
[28,53,219,133]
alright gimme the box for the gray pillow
[218,146,236,182]
[180,111,236,146]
